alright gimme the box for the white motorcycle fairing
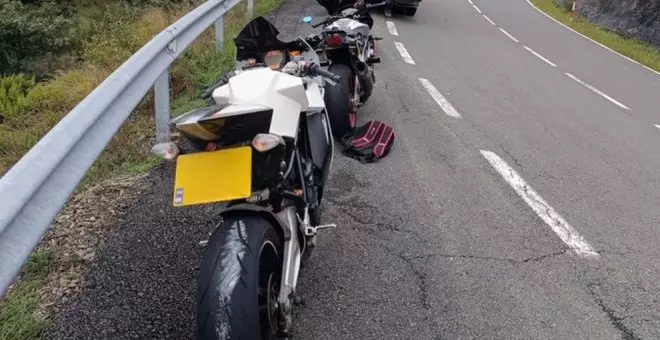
[325,17,370,37]
[212,67,310,139]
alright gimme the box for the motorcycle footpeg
[373,36,384,41]
[368,56,381,64]
[320,60,330,67]
[305,223,336,236]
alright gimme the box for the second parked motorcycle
[305,1,386,137]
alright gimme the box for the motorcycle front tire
[197,216,282,340]
[324,64,354,138]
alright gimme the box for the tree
[0,0,70,75]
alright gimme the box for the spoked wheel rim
[259,273,279,339]
[349,73,358,128]
[258,243,281,339]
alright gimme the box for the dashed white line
[468,0,473,4]
[386,21,399,36]
[472,4,482,13]
[418,78,462,118]
[498,28,520,43]
[564,72,631,110]
[394,41,415,64]
[523,46,558,67]
[655,124,660,129]
[525,0,660,76]
[482,14,496,25]
[480,150,599,258]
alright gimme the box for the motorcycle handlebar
[309,64,342,83]
[366,1,387,8]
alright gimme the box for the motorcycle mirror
[303,16,313,24]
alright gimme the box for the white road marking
[386,21,399,36]
[523,46,558,67]
[480,150,599,258]
[418,78,462,118]
[655,124,660,129]
[394,41,415,64]
[525,0,659,76]
[564,72,631,110]
[499,28,520,43]
[482,14,496,25]
[468,0,473,4]
[472,4,482,13]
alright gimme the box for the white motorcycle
[153,16,342,339]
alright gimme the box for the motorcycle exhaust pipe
[355,61,374,100]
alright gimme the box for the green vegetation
[532,0,660,72]
[0,250,53,339]
[0,0,280,338]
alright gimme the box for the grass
[531,0,660,72]
[0,250,53,339]
[0,0,280,338]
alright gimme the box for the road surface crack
[500,144,523,169]
[522,249,569,262]
[411,253,516,264]
[409,249,569,264]
[393,252,431,310]
[587,283,640,340]
[326,196,419,237]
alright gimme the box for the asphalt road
[49,0,660,339]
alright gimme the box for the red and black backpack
[340,120,395,163]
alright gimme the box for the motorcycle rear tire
[197,216,282,340]
[324,64,354,138]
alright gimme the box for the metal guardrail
[0,0,254,294]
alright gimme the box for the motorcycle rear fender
[220,204,291,241]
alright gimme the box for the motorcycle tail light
[325,34,344,47]
[252,133,284,152]
[151,142,179,160]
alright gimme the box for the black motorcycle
[306,1,386,137]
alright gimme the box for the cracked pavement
[47,0,660,338]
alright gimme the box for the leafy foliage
[0,0,71,75]
[0,74,36,120]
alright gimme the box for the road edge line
[525,0,660,76]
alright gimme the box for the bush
[553,0,573,11]
[0,0,71,75]
[0,75,36,120]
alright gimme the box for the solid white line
[480,150,599,258]
[472,4,482,13]
[418,78,462,118]
[394,41,415,64]
[564,72,631,110]
[499,28,520,43]
[482,14,496,25]
[386,21,399,36]
[525,0,659,76]
[523,46,558,67]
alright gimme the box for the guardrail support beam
[215,16,225,52]
[154,70,171,143]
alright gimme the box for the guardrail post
[247,0,254,18]
[215,15,224,52]
[154,70,171,143]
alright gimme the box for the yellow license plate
[173,146,252,207]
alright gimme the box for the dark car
[389,0,421,16]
